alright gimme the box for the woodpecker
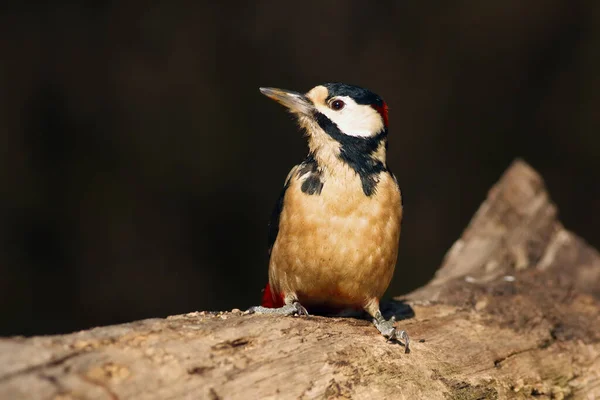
[247,83,409,351]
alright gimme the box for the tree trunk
[2,159,599,400]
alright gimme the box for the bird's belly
[269,174,402,309]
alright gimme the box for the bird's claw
[397,329,410,353]
[245,301,309,317]
[374,315,410,353]
[374,317,396,339]
[293,302,309,316]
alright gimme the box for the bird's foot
[246,301,309,316]
[373,314,410,353]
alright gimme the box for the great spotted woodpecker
[247,83,409,351]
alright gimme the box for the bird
[246,82,409,352]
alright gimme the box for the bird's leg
[365,299,410,352]
[246,300,309,316]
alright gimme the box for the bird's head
[259,83,389,167]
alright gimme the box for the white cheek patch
[316,96,385,138]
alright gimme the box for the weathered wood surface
[1,159,599,400]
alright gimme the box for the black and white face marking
[259,83,389,138]
[302,83,389,149]
[259,83,391,196]
[308,83,390,196]
[313,95,385,138]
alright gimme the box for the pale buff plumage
[269,166,402,313]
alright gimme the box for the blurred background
[1,1,599,336]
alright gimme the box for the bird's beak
[259,87,314,115]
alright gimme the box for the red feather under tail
[261,283,285,308]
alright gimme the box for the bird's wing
[267,164,299,257]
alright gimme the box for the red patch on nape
[261,282,285,308]
[372,102,389,127]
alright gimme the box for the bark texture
[1,159,599,400]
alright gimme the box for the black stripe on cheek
[314,112,346,142]
[314,112,386,196]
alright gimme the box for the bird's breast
[269,169,402,308]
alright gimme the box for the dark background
[1,1,599,336]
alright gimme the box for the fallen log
[1,159,599,400]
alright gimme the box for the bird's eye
[330,99,345,111]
